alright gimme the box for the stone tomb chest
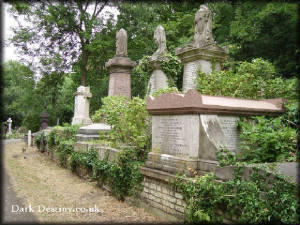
[146,90,284,175]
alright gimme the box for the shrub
[92,96,151,152]
[196,58,298,100]
[237,115,298,163]
[34,132,47,152]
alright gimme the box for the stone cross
[116,28,128,57]
[7,118,12,134]
[193,5,214,48]
[151,25,168,61]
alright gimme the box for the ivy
[132,53,183,97]
[172,166,299,224]
[152,87,180,98]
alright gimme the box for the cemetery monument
[175,5,229,92]
[147,25,169,95]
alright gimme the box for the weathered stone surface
[147,89,284,116]
[138,167,185,220]
[152,114,200,158]
[175,5,228,92]
[145,90,285,175]
[151,25,168,61]
[116,28,127,57]
[105,57,136,99]
[147,63,168,96]
[72,86,92,125]
[76,123,111,141]
[215,162,299,183]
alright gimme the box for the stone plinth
[76,123,111,141]
[176,45,229,92]
[72,86,92,125]
[148,60,168,96]
[105,56,136,99]
[145,90,284,175]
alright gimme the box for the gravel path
[3,140,166,223]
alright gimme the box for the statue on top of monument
[193,5,214,48]
[116,28,127,57]
[151,25,168,61]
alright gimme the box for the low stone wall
[138,166,187,220]
[139,175,186,219]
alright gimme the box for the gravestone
[40,111,49,130]
[72,86,92,125]
[105,28,136,99]
[27,130,31,147]
[147,25,169,95]
[175,5,229,92]
[145,90,284,175]
[7,118,12,134]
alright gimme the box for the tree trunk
[81,49,88,86]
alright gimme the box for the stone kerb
[145,90,284,175]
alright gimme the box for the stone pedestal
[148,60,169,96]
[40,111,49,130]
[105,56,136,99]
[176,45,229,92]
[76,123,111,141]
[72,86,92,125]
[7,118,12,134]
[145,90,284,176]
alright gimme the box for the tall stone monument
[175,5,229,92]
[105,28,136,99]
[7,118,12,134]
[72,86,92,125]
[147,25,169,95]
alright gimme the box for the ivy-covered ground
[3,140,165,223]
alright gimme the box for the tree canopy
[5,1,299,129]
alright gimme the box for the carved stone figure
[116,28,128,56]
[151,25,167,60]
[193,5,214,47]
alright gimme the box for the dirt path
[3,140,166,223]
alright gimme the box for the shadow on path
[2,139,38,224]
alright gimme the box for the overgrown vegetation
[92,96,151,153]
[171,166,299,224]
[197,58,299,163]
[38,122,145,201]
[132,53,182,97]
[196,58,298,100]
